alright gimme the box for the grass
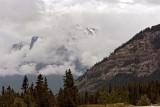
[78,103,134,107]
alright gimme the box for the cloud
[133,0,160,5]
[0,0,160,76]
[0,0,42,23]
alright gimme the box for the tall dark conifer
[84,91,89,104]
[34,74,45,107]
[21,75,29,93]
[2,86,5,96]
[29,83,34,93]
[57,88,64,107]
[34,74,55,107]
[59,69,78,107]
[44,77,48,91]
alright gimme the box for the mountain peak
[12,42,24,50]
[85,27,97,35]
[30,36,39,49]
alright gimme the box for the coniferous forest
[0,69,160,107]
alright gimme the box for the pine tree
[2,86,16,107]
[109,84,112,93]
[2,86,5,96]
[34,74,55,107]
[34,74,45,107]
[29,83,34,93]
[22,78,36,107]
[59,69,78,107]
[44,77,48,91]
[57,88,64,107]
[84,91,89,104]
[48,90,55,107]
[21,75,29,93]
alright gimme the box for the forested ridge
[0,69,160,107]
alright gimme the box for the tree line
[0,69,160,107]
[0,69,78,107]
[79,80,160,106]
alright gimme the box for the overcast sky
[0,0,160,76]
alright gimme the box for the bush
[137,95,151,106]
[156,96,160,105]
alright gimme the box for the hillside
[76,24,160,92]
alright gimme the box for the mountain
[6,24,97,93]
[30,36,39,49]
[76,24,160,92]
[12,42,24,50]
[12,36,39,51]
[10,24,99,75]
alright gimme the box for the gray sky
[0,0,160,76]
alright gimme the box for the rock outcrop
[30,36,39,49]
[76,24,160,92]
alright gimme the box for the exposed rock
[30,36,39,49]
[76,24,160,92]
[12,42,24,50]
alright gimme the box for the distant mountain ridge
[76,24,160,92]
[0,75,64,93]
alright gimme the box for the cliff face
[76,24,160,92]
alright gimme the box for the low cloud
[0,0,160,76]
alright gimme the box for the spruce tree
[84,91,89,104]
[57,88,64,107]
[2,86,5,96]
[2,86,16,107]
[34,74,55,107]
[21,75,29,93]
[29,83,34,93]
[34,74,45,107]
[44,77,48,91]
[59,69,78,107]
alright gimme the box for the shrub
[156,96,160,105]
[137,95,151,106]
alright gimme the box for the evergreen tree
[21,75,29,93]
[48,90,56,107]
[2,86,16,107]
[57,88,64,107]
[2,86,5,96]
[22,79,36,107]
[108,84,112,93]
[98,91,108,105]
[29,83,34,93]
[34,74,55,107]
[44,77,48,91]
[59,69,78,107]
[34,74,45,107]
[84,91,89,104]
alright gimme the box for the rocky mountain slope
[76,24,160,92]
